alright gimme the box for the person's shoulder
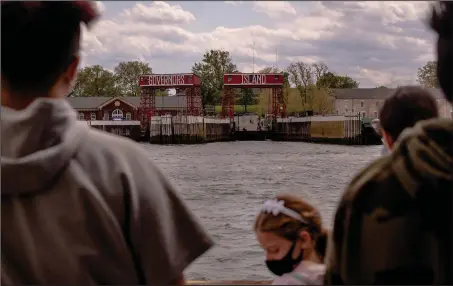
[74,127,160,183]
[341,155,395,204]
[340,147,418,223]
[273,267,324,285]
[80,127,151,162]
[84,127,147,155]
[272,274,298,285]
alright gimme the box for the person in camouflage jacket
[324,2,453,284]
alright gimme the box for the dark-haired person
[324,1,453,285]
[380,86,439,152]
[1,2,212,285]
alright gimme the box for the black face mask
[265,241,303,276]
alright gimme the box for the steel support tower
[222,73,286,121]
[138,73,202,140]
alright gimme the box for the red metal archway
[138,73,202,133]
[221,73,286,120]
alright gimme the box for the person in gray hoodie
[1,2,213,285]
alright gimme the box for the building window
[352,108,354,113]
[90,112,96,120]
[362,112,366,118]
[228,75,232,82]
[376,101,380,107]
[374,111,378,118]
[125,112,132,120]
[345,108,348,113]
[104,112,109,120]
[112,109,124,121]
[361,101,364,108]
[78,113,84,120]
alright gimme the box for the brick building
[66,95,188,140]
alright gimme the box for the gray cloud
[121,2,195,25]
[81,1,437,87]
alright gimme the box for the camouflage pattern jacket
[324,119,453,284]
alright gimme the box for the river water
[144,141,382,281]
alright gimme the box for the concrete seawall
[149,115,231,144]
[146,114,380,145]
[274,115,365,145]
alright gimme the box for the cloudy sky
[82,1,436,88]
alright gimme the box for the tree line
[72,49,437,113]
[417,61,438,88]
[73,61,167,97]
[191,50,359,113]
[73,50,359,114]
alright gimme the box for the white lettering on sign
[145,74,186,86]
[241,74,267,85]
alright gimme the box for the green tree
[192,49,238,108]
[417,61,438,88]
[237,88,258,112]
[73,65,118,97]
[316,72,359,89]
[114,61,152,96]
[312,88,334,115]
[312,61,329,89]
[286,62,314,108]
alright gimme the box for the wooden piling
[149,115,231,144]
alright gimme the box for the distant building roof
[66,96,187,109]
[66,97,110,109]
[333,87,445,100]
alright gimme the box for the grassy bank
[214,88,331,114]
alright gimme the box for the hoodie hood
[392,118,453,196]
[1,98,88,195]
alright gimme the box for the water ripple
[143,141,381,280]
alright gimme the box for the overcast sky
[81,1,436,88]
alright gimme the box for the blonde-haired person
[254,194,328,285]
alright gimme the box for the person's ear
[298,230,312,249]
[66,56,80,85]
[382,130,394,150]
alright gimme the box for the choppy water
[144,141,382,281]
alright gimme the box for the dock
[143,114,381,145]
[149,115,232,144]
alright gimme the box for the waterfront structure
[333,87,452,119]
[139,73,202,135]
[222,73,286,119]
[275,114,369,145]
[67,95,188,140]
[69,86,453,145]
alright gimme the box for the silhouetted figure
[379,86,439,152]
[325,2,453,284]
[1,2,213,285]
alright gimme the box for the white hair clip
[261,199,308,224]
